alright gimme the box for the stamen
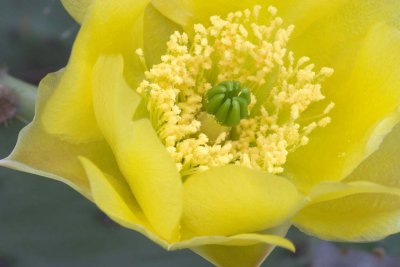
[135,48,148,71]
[206,81,250,126]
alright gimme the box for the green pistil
[206,81,250,127]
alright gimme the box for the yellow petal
[61,0,93,23]
[344,122,400,188]
[42,0,149,143]
[0,71,118,199]
[293,181,400,241]
[190,232,293,267]
[151,0,346,36]
[78,156,175,249]
[307,181,400,204]
[91,55,182,242]
[193,243,278,267]
[151,0,261,29]
[285,23,400,192]
[173,233,293,251]
[79,157,145,225]
[290,0,400,70]
[172,225,293,267]
[143,4,182,67]
[182,165,303,237]
[270,0,347,37]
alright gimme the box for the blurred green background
[0,1,399,266]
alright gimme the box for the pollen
[136,6,334,175]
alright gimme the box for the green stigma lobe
[206,81,250,127]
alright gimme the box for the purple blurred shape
[312,241,400,267]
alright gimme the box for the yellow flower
[2,0,400,266]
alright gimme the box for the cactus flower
[1,0,400,266]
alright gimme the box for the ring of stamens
[136,5,334,176]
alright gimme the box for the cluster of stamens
[136,6,334,175]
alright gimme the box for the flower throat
[136,5,334,176]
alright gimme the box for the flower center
[136,5,334,176]
[206,80,250,126]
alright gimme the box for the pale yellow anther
[253,5,262,18]
[268,6,278,16]
[135,48,144,57]
[318,117,332,127]
[324,102,336,114]
[136,6,334,175]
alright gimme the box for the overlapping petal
[193,243,277,267]
[344,122,400,188]
[293,120,400,242]
[143,4,182,67]
[91,55,183,242]
[78,157,174,247]
[151,0,262,30]
[151,0,346,37]
[180,224,292,267]
[293,181,400,241]
[181,165,303,237]
[0,71,118,199]
[79,156,147,226]
[193,244,274,267]
[285,22,400,192]
[80,155,295,260]
[42,0,149,143]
